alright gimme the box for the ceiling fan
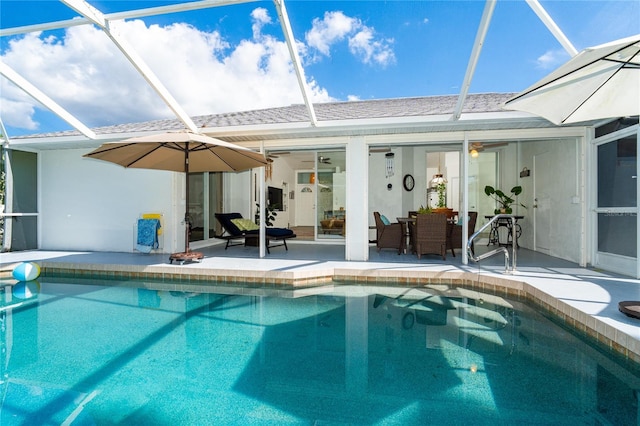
[469,142,509,156]
[266,151,290,159]
[304,155,332,164]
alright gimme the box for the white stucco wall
[33,132,586,266]
[40,149,180,253]
[368,148,406,227]
[264,158,295,229]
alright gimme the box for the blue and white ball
[12,262,41,282]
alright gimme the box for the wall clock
[403,174,415,192]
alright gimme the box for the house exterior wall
[368,148,405,228]
[27,127,589,268]
[40,149,180,253]
[262,157,296,229]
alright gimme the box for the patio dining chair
[447,211,478,257]
[373,212,404,254]
[412,213,448,260]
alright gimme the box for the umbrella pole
[184,145,190,254]
[169,142,204,265]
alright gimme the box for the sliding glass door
[188,172,223,243]
[3,150,38,250]
[317,150,346,240]
[593,131,638,277]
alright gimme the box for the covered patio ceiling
[0,0,584,145]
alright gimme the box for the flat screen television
[268,186,283,211]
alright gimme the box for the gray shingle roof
[15,93,518,140]
[199,93,517,126]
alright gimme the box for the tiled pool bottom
[2,278,639,425]
[38,262,640,366]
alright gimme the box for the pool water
[1,279,638,425]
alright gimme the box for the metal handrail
[466,214,517,274]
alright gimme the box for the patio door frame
[590,124,639,278]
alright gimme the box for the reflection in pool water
[0,280,638,425]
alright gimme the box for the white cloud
[0,96,39,130]
[348,28,395,67]
[305,11,357,56]
[251,7,272,40]
[305,11,395,67]
[535,49,570,70]
[0,9,334,133]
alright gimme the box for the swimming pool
[1,278,638,425]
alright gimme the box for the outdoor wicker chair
[412,213,448,260]
[447,211,478,257]
[373,212,404,254]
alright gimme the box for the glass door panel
[188,173,204,242]
[208,172,223,238]
[317,150,346,240]
[594,134,638,275]
[469,152,497,229]
[189,172,224,242]
[6,150,38,250]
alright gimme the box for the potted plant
[432,182,454,217]
[255,203,278,226]
[484,185,525,214]
[416,205,432,215]
[436,182,447,208]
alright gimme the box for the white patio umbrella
[84,130,267,264]
[503,34,640,125]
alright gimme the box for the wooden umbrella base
[169,251,204,265]
[619,301,640,319]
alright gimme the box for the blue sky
[1,1,638,136]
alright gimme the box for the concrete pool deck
[1,241,639,364]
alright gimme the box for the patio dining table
[485,215,523,247]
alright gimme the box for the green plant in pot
[417,205,432,215]
[255,203,278,226]
[435,182,447,208]
[484,185,525,214]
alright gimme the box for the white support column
[462,134,470,264]
[345,136,368,261]
[259,142,266,258]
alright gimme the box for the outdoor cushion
[215,213,244,236]
[246,228,295,237]
[231,218,259,231]
[456,215,470,226]
[380,214,391,225]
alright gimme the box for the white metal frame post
[462,134,470,264]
